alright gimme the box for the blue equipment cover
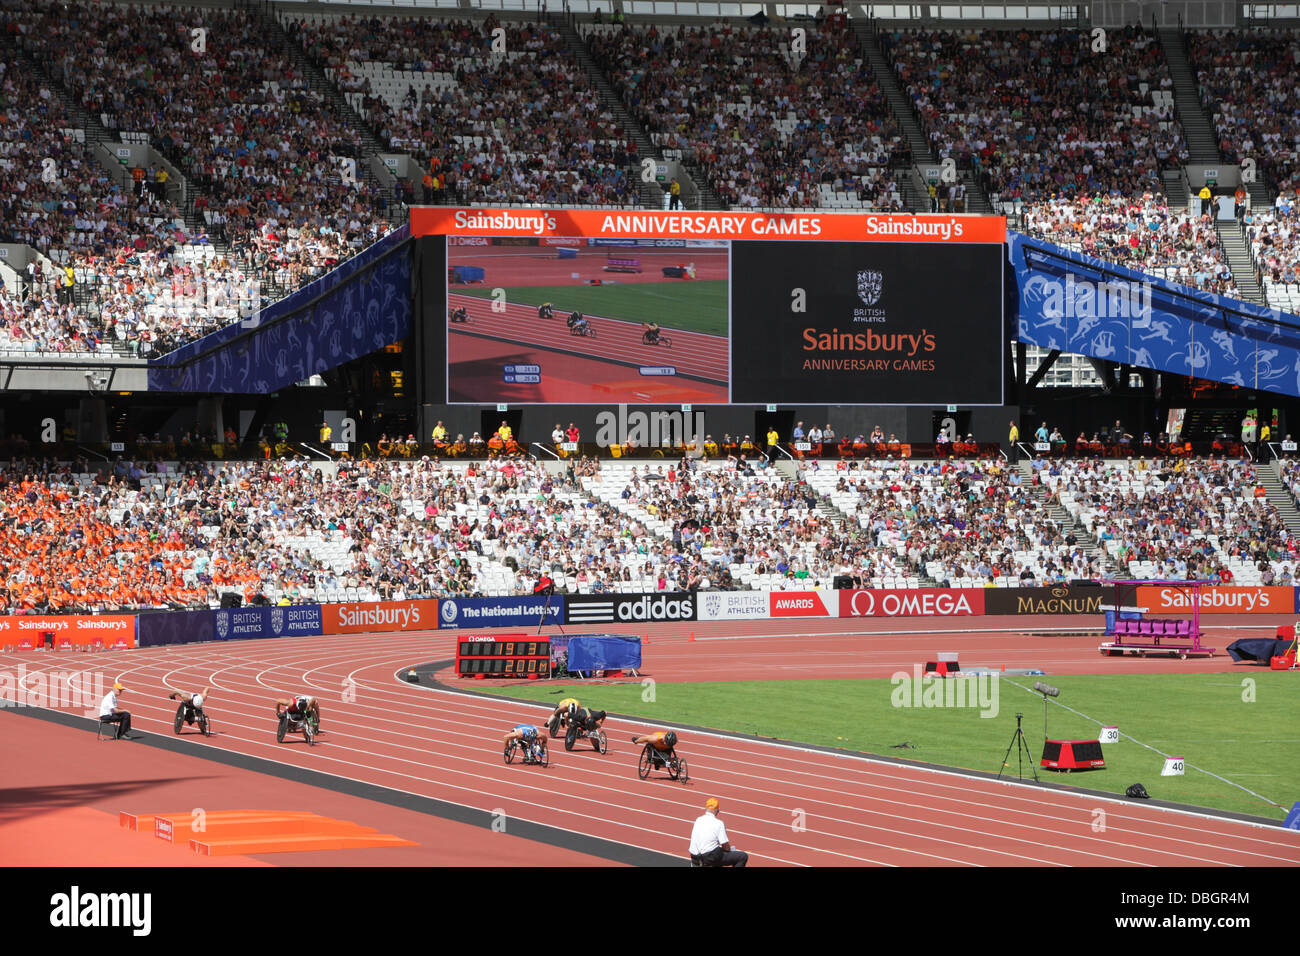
[1226,637,1292,662]
[567,634,642,672]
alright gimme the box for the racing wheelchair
[569,322,596,338]
[642,330,672,348]
[637,743,688,781]
[276,711,318,746]
[564,718,608,754]
[504,736,550,768]
[173,701,211,737]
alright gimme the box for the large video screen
[730,240,1005,405]
[418,208,1006,406]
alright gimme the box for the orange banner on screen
[1134,585,1292,615]
[322,599,439,634]
[0,614,136,648]
[411,207,1006,244]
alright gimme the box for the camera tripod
[998,712,1039,782]
[535,586,564,635]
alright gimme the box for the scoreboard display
[416,207,1007,407]
[456,634,551,678]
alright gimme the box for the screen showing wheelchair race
[446,235,731,405]
[432,208,1007,406]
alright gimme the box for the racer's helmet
[567,702,578,717]
[664,731,678,748]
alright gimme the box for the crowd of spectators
[1020,191,1238,295]
[1041,456,1294,583]
[885,26,1186,204]
[1188,29,1300,196]
[587,458,843,587]
[585,19,904,209]
[804,458,1103,586]
[1243,192,1300,307]
[293,14,640,206]
[2,451,1298,612]
[0,42,235,354]
[7,0,394,347]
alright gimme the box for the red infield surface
[3,615,1298,867]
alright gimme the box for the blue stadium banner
[149,227,412,393]
[437,595,564,629]
[1011,232,1300,396]
[136,609,216,647]
[211,604,323,641]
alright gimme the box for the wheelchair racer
[642,322,661,344]
[275,694,321,732]
[168,686,210,725]
[631,729,678,768]
[566,310,589,335]
[544,698,582,736]
[572,706,608,738]
[503,723,548,763]
[538,302,554,321]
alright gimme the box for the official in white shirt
[689,797,748,867]
[98,682,134,739]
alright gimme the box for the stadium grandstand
[0,0,1298,557]
[5,0,1300,880]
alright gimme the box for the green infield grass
[456,281,728,336]
[478,673,1298,819]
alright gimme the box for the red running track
[448,330,727,404]
[5,617,1298,867]
[448,294,728,382]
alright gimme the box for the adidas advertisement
[566,592,697,625]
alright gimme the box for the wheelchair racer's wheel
[660,333,672,348]
[173,704,185,735]
[565,726,577,751]
[592,730,606,753]
[538,745,549,768]
[504,741,516,765]
[637,745,652,779]
[276,716,287,743]
[303,722,316,747]
[668,756,681,780]
[678,759,689,782]
[548,716,560,738]
[199,715,211,737]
